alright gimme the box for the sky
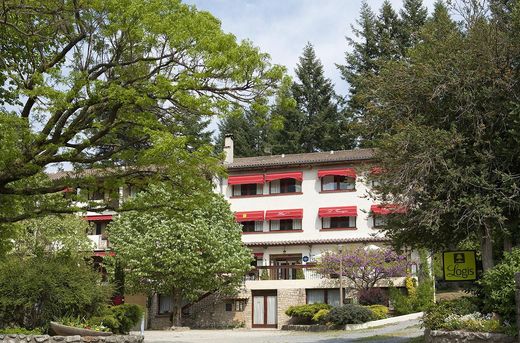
[184,0,437,96]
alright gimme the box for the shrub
[90,304,144,334]
[365,305,389,320]
[441,313,502,333]
[324,304,375,326]
[422,297,480,330]
[478,248,520,323]
[358,288,388,306]
[285,304,332,324]
[0,327,44,335]
[0,255,110,329]
[311,309,330,324]
[389,287,414,315]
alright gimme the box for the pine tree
[376,0,402,61]
[291,43,353,152]
[399,0,428,51]
[215,112,261,158]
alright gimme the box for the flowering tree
[316,246,408,291]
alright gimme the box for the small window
[225,302,233,312]
[373,215,387,227]
[158,294,172,314]
[89,188,105,201]
[321,175,355,191]
[306,289,340,306]
[270,219,301,231]
[322,217,356,229]
[87,221,108,235]
[269,178,302,194]
[241,221,263,233]
[232,184,262,196]
[235,300,245,311]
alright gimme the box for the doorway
[252,290,277,328]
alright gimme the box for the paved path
[142,319,423,343]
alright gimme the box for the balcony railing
[246,264,322,281]
[87,234,109,251]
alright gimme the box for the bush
[311,309,330,324]
[0,255,110,329]
[0,327,44,335]
[358,288,388,306]
[324,304,375,326]
[422,297,480,330]
[365,305,389,320]
[441,313,502,333]
[90,304,144,334]
[479,248,520,323]
[285,304,332,324]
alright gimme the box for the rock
[34,335,50,343]
[51,337,64,342]
[64,336,80,343]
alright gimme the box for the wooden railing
[246,264,322,281]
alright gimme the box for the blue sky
[185,0,436,96]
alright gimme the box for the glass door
[252,290,277,328]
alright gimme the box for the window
[321,175,355,191]
[158,294,172,314]
[269,178,302,194]
[232,183,262,196]
[225,302,233,312]
[241,221,263,233]
[270,219,302,231]
[89,188,105,201]
[306,289,340,306]
[87,221,108,235]
[373,215,387,227]
[322,216,356,229]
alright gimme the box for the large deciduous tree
[360,1,520,270]
[107,185,251,327]
[0,0,282,224]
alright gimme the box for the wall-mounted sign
[302,256,309,263]
[442,250,477,281]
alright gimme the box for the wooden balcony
[246,264,322,281]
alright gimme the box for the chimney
[224,134,234,164]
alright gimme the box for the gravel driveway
[142,319,423,343]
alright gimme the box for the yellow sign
[442,251,477,281]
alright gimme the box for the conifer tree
[375,0,402,61]
[399,0,428,51]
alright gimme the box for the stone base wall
[276,288,306,327]
[183,292,248,329]
[0,335,143,343]
[425,330,515,343]
[148,294,172,330]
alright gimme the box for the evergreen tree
[215,112,260,158]
[291,43,353,152]
[399,0,428,51]
[375,0,402,61]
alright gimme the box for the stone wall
[182,292,248,329]
[425,330,515,343]
[276,288,306,327]
[148,294,172,330]
[0,335,143,343]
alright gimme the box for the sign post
[442,250,477,281]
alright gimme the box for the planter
[50,322,112,337]
[425,329,516,343]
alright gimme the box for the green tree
[107,186,251,326]
[375,1,402,61]
[399,0,428,51]
[289,43,353,152]
[0,0,282,224]
[362,1,520,270]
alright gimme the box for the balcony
[88,235,109,251]
[246,264,322,281]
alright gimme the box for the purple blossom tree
[316,246,408,291]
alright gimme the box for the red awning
[228,174,264,185]
[253,252,264,257]
[234,211,264,222]
[85,215,113,221]
[317,168,356,179]
[265,172,303,182]
[265,209,303,220]
[370,167,384,175]
[318,206,357,217]
[371,204,406,215]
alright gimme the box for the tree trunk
[170,288,183,327]
[504,234,512,253]
[480,227,494,272]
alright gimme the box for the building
[179,136,411,329]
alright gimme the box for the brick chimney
[224,134,234,164]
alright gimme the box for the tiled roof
[243,236,389,247]
[226,148,375,170]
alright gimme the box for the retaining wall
[425,330,515,343]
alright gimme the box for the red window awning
[265,209,303,220]
[234,211,264,222]
[371,204,406,215]
[318,206,357,218]
[253,252,264,258]
[85,215,113,221]
[265,172,303,182]
[370,167,384,175]
[317,168,356,179]
[93,251,116,257]
[228,174,264,185]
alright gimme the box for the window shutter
[232,185,241,196]
[257,183,264,195]
[255,221,264,232]
[270,220,280,231]
[270,180,280,194]
[293,219,301,230]
[349,216,356,228]
[322,176,335,191]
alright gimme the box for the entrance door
[252,290,277,328]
